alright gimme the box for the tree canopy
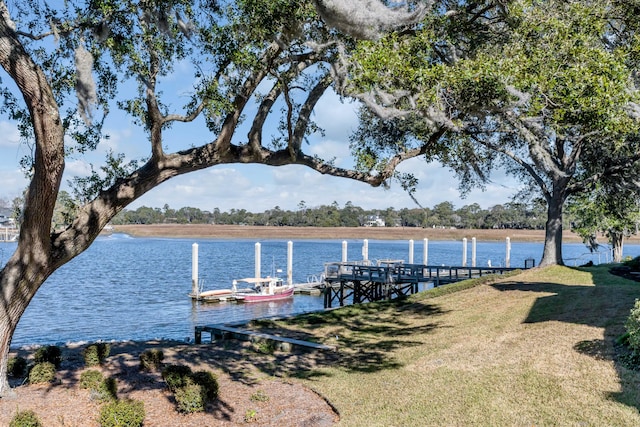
[344,0,640,266]
[0,0,428,395]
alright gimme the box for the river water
[1,233,637,347]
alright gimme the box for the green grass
[251,264,640,426]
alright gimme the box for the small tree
[568,182,640,263]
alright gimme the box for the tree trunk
[611,232,624,263]
[0,249,54,395]
[0,4,65,395]
[539,192,565,267]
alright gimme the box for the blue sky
[0,88,521,213]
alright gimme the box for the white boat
[232,277,295,303]
[189,278,238,302]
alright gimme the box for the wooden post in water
[409,239,414,264]
[472,237,477,267]
[255,242,261,278]
[505,237,511,268]
[362,239,369,262]
[342,240,348,262]
[423,238,429,265]
[192,243,199,296]
[462,238,467,267]
[287,241,293,286]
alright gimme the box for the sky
[0,88,522,213]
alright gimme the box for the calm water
[2,233,638,347]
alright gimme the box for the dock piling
[342,240,347,262]
[409,239,414,264]
[423,238,429,265]
[362,239,369,262]
[192,243,199,296]
[255,242,261,278]
[287,241,293,286]
[462,238,467,267]
[472,237,477,267]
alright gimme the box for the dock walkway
[194,324,336,352]
[322,262,530,308]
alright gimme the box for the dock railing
[324,261,530,287]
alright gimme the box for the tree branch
[291,74,332,156]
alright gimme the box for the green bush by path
[161,364,193,392]
[9,410,42,427]
[139,349,164,372]
[625,299,640,353]
[79,370,117,401]
[8,356,27,377]
[161,364,219,413]
[33,345,62,368]
[83,343,111,366]
[28,362,56,384]
[98,399,145,427]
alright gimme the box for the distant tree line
[110,199,561,230]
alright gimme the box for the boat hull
[236,287,295,303]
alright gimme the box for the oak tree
[345,0,640,266]
[0,0,425,395]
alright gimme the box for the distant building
[0,207,14,227]
[365,215,386,227]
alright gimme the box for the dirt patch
[2,340,338,426]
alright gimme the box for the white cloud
[0,169,28,200]
[0,121,20,148]
[65,159,93,176]
[312,92,359,141]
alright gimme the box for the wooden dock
[194,324,336,352]
[321,262,529,308]
[0,227,18,242]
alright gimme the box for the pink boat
[232,277,295,303]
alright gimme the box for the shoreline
[112,224,605,243]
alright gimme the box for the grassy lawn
[251,265,640,426]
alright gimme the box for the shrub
[28,362,56,384]
[624,256,640,271]
[97,377,118,402]
[161,364,192,392]
[139,349,164,372]
[626,299,640,352]
[79,369,104,390]
[8,356,27,377]
[9,409,42,427]
[83,343,111,366]
[33,345,62,368]
[161,365,219,413]
[98,399,145,427]
[79,370,117,401]
[250,389,269,402]
[190,370,219,402]
[244,409,258,423]
[174,383,206,413]
[252,340,277,355]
